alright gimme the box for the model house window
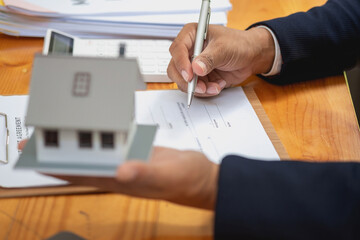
[78,131,92,148]
[73,72,91,97]
[44,130,59,147]
[101,132,114,149]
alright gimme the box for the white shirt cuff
[256,25,282,76]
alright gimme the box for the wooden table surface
[1,0,360,239]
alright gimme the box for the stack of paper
[0,0,232,38]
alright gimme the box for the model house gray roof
[26,55,145,131]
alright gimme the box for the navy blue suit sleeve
[214,156,360,240]
[251,0,360,84]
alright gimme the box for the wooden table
[1,0,360,239]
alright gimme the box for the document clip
[0,112,9,164]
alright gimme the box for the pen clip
[0,112,9,164]
[204,7,211,40]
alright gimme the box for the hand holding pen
[167,19,276,104]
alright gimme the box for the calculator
[43,29,173,83]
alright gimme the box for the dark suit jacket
[215,0,360,239]
[253,0,360,85]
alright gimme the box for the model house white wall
[35,128,127,165]
[25,56,148,166]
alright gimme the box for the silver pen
[187,0,211,108]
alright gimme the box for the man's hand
[168,24,275,96]
[19,140,218,210]
[114,147,218,210]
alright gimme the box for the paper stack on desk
[0,0,231,38]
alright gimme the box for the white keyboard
[75,39,173,83]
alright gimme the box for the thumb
[18,139,28,150]
[192,44,223,76]
[116,161,149,183]
[116,147,173,183]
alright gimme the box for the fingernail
[181,70,189,82]
[206,86,220,95]
[117,166,137,182]
[195,85,205,94]
[195,60,207,74]
[218,80,226,89]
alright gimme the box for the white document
[0,95,66,188]
[74,11,228,26]
[0,9,227,38]
[0,0,229,39]
[135,88,280,164]
[4,0,232,17]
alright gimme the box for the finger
[116,147,173,184]
[44,172,147,196]
[167,59,188,92]
[115,161,171,198]
[170,44,193,82]
[18,139,28,151]
[194,81,222,98]
[148,146,176,163]
[194,78,207,95]
[194,72,225,97]
[169,23,197,82]
[115,148,186,194]
[192,41,224,77]
[44,173,118,190]
[207,70,227,91]
[116,161,144,183]
[205,81,222,96]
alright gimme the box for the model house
[25,54,154,166]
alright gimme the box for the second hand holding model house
[15,54,157,176]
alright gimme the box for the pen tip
[187,105,190,109]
